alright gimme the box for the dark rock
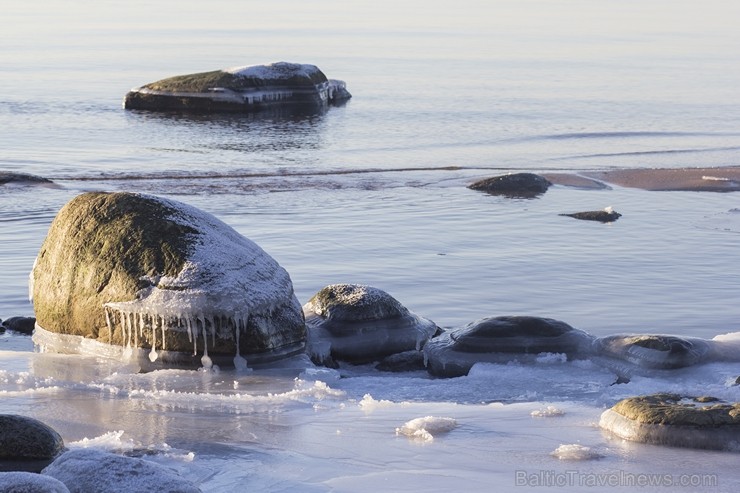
[124,61,351,114]
[375,350,427,372]
[30,191,305,368]
[42,449,202,493]
[1,317,35,335]
[560,207,621,222]
[423,316,594,378]
[303,284,439,365]
[0,172,53,186]
[468,173,551,198]
[0,415,65,472]
[600,393,740,450]
[0,472,69,493]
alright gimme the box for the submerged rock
[30,192,305,368]
[593,334,712,378]
[42,449,202,493]
[600,393,740,451]
[303,284,440,366]
[468,173,551,198]
[0,415,65,473]
[424,316,594,377]
[0,172,53,186]
[0,472,69,493]
[124,61,351,114]
[560,206,621,222]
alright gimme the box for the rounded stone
[0,472,69,493]
[424,315,594,377]
[560,208,621,222]
[124,61,351,113]
[42,449,202,493]
[303,284,440,365]
[0,415,64,472]
[31,191,305,368]
[468,173,551,198]
[600,393,740,451]
[593,334,711,378]
[1,317,36,335]
[0,172,53,186]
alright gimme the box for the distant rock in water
[0,415,65,473]
[560,207,621,222]
[30,191,305,369]
[43,449,202,493]
[123,61,351,114]
[599,393,740,451]
[424,315,594,377]
[0,172,53,186]
[303,284,440,366]
[468,173,551,198]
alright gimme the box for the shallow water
[2,0,740,491]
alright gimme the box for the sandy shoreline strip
[546,167,740,192]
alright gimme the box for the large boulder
[42,449,201,493]
[31,192,305,368]
[0,415,65,472]
[303,284,440,366]
[424,316,594,377]
[600,394,740,451]
[124,61,351,113]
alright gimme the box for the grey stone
[0,415,64,472]
[468,173,551,198]
[0,472,69,493]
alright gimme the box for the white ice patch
[225,61,321,79]
[550,443,604,460]
[68,430,136,452]
[358,393,396,412]
[395,416,457,442]
[535,352,568,364]
[531,405,566,417]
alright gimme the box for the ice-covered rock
[42,449,202,493]
[0,472,70,493]
[424,316,594,377]
[592,334,713,379]
[468,172,551,198]
[600,393,740,451]
[30,192,305,368]
[303,284,440,366]
[123,61,351,114]
[395,416,457,442]
[0,415,65,472]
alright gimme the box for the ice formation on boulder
[395,416,458,442]
[31,192,305,368]
[423,316,594,378]
[303,284,440,366]
[123,61,351,113]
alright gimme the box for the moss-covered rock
[31,192,305,368]
[600,394,740,451]
[303,284,439,366]
[124,62,351,113]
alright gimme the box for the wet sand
[544,167,740,192]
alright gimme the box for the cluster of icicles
[103,306,250,369]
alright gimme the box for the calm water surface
[2,1,740,491]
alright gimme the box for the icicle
[186,317,193,343]
[105,307,113,345]
[201,320,212,369]
[149,316,158,363]
[160,315,166,351]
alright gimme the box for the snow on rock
[0,471,70,493]
[395,416,458,442]
[530,405,566,417]
[303,284,440,366]
[42,449,202,493]
[31,192,305,369]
